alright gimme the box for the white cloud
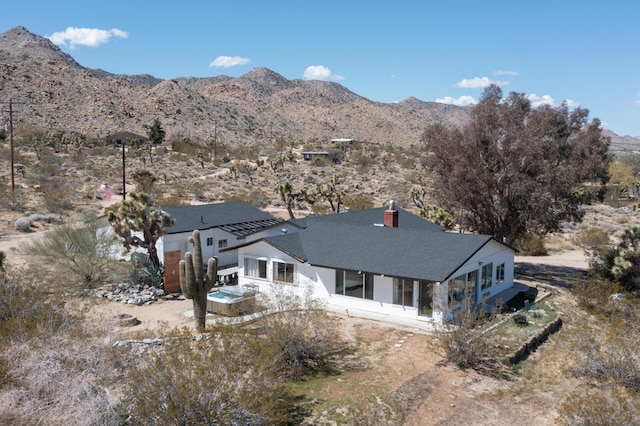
[209,56,250,68]
[563,99,579,108]
[435,95,477,106]
[455,76,509,89]
[527,93,554,107]
[47,27,128,49]
[493,70,518,76]
[303,65,343,81]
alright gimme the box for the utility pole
[9,99,14,193]
[121,139,126,200]
[1,99,21,194]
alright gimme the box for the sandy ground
[1,223,591,425]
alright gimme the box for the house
[229,203,517,325]
[158,201,281,293]
[301,151,329,161]
[104,131,148,147]
[330,138,356,144]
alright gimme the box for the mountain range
[0,26,638,154]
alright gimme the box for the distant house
[104,131,148,147]
[158,201,281,293]
[301,151,329,161]
[229,203,517,325]
[330,138,356,144]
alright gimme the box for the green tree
[106,192,174,268]
[274,180,300,219]
[144,118,165,146]
[422,85,610,245]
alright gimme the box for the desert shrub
[0,185,26,211]
[571,275,625,312]
[252,286,348,380]
[344,194,374,211]
[559,387,640,425]
[223,188,269,208]
[0,268,126,424]
[125,328,300,425]
[0,267,76,340]
[14,217,32,232]
[573,226,610,256]
[40,178,74,213]
[437,302,495,371]
[327,148,345,164]
[569,326,640,391]
[20,212,119,287]
[514,233,548,256]
[154,194,190,206]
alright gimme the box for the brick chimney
[384,200,398,227]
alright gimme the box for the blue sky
[3,1,640,137]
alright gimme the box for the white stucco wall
[237,238,515,325]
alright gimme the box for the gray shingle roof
[159,201,279,235]
[262,221,493,282]
[289,207,443,232]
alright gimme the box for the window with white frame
[393,278,414,307]
[335,269,373,299]
[206,237,213,246]
[448,270,477,305]
[496,263,505,284]
[481,263,493,290]
[273,261,295,283]
[244,258,267,279]
[218,239,228,249]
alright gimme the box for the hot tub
[206,286,256,316]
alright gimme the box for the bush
[252,286,348,380]
[0,268,126,425]
[514,233,548,256]
[126,328,301,425]
[438,306,494,370]
[559,387,640,425]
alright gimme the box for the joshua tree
[179,230,218,332]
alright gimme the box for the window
[335,270,374,300]
[481,263,493,290]
[273,261,295,283]
[448,270,478,305]
[206,237,213,246]
[218,239,228,249]
[393,278,414,307]
[496,263,505,284]
[448,274,466,304]
[244,258,267,279]
[419,281,434,316]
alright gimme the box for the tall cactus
[179,229,218,332]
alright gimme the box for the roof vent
[281,228,288,234]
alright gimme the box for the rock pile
[92,283,166,305]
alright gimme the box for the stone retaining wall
[506,317,563,365]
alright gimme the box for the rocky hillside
[1,26,638,154]
[0,26,469,147]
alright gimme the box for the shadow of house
[515,261,588,290]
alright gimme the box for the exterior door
[163,250,182,294]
